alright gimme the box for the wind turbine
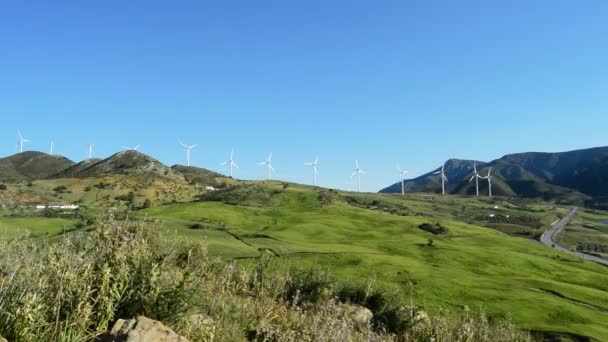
[49,138,54,156]
[351,160,365,192]
[87,144,94,159]
[17,130,30,153]
[221,149,239,177]
[122,145,141,151]
[304,157,319,186]
[469,163,483,197]
[397,166,408,196]
[433,163,448,195]
[483,167,493,197]
[179,141,197,167]
[258,153,274,180]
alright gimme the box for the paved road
[540,207,608,267]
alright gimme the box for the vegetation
[0,213,531,341]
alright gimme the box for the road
[540,207,608,267]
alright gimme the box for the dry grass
[0,211,532,341]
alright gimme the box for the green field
[136,182,608,340]
[557,209,608,260]
[0,217,77,237]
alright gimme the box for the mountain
[0,151,74,181]
[56,150,182,179]
[380,147,608,200]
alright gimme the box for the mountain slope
[0,152,74,181]
[171,165,225,185]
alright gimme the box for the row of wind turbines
[16,131,493,197]
[434,162,494,197]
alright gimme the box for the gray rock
[103,316,189,342]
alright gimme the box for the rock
[341,304,374,326]
[104,316,189,342]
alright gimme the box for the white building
[35,202,79,210]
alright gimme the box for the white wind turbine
[221,149,239,177]
[258,153,274,180]
[304,157,319,186]
[351,160,365,192]
[17,130,30,153]
[483,167,493,197]
[433,163,448,195]
[122,145,141,151]
[179,141,197,167]
[87,144,94,159]
[397,166,408,196]
[49,138,54,156]
[469,163,483,197]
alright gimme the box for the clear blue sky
[1,1,607,191]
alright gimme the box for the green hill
[0,151,74,181]
[171,164,226,185]
[135,182,608,341]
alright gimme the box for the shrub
[0,212,531,342]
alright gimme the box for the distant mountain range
[2,147,608,203]
[380,146,608,201]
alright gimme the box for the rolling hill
[0,151,74,181]
[381,146,608,201]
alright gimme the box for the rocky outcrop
[101,316,189,342]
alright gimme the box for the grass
[0,212,531,341]
[556,209,608,259]
[2,180,607,340]
[138,182,608,340]
[0,217,77,238]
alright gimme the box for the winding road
[540,207,608,267]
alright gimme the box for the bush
[0,184,6,191]
[0,212,531,342]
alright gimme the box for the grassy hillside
[2,176,608,339]
[138,182,608,340]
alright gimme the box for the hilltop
[60,150,183,179]
[0,151,74,181]
[381,146,608,201]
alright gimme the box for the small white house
[204,186,216,191]
[36,202,79,210]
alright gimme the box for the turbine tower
[222,149,239,177]
[179,141,197,167]
[351,160,365,192]
[433,163,448,195]
[397,166,408,196]
[304,157,319,186]
[468,163,483,196]
[122,145,141,151]
[49,138,54,156]
[258,153,274,180]
[87,144,94,159]
[17,130,30,153]
[483,167,493,197]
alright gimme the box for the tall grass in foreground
[0,211,532,341]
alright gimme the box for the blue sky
[1,1,607,191]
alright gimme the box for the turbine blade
[233,162,239,169]
[469,175,475,182]
[351,171,357,178]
